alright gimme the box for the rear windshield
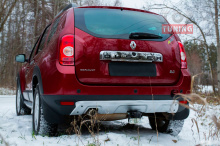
[74,8,171,41]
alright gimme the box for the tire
[16,80,31,116]
[148,116,184,136]
[32,84,58,136]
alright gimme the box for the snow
[0,88,15,95]
[0,95,219,146]
[197,85,214,94]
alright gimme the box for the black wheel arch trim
[32,66,44,95]
[16,74,24,101]
[168,107,189,120]
[16,73,30,110]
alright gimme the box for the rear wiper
[129,32,163,39]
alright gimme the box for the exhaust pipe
[86,109,127,121]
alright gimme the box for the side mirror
[15,54,27,63]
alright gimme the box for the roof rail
[55,3,78,17]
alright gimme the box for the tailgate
[74,8,181,86]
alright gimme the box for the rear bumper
[41,64,191,124]
[70,100,179,115]
[41,94,189,124]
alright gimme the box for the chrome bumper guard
[70,100,179,115]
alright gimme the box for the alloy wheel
[34,93,40,131]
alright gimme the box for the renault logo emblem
[130,41,136,50]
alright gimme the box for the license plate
[109,62,156,77]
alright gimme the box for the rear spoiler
[55,3,78,17]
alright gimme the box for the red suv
[15,4,191,136]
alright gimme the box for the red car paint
[18,6,191,101]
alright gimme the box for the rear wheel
[148,116,184,136]
[16,80,31,116]
[32,85,58,136]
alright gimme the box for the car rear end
[41,6,191,126]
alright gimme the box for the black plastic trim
[168,107,189,120]
[33,66,44,95]
[43,95,176,101]
[16,74,30,108]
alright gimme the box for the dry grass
[66,110,102,146]
[64,74,220,145]
[65,92,220,145]
[0,133,9,146]
[176,93,220,142]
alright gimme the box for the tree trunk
[0,0,18,32]
[215,0,220,96]
[33,0,39,44]
[41,0,46,29]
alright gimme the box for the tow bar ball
[128,111,142,124]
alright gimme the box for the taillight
[178,41,187,69]
[179,100,188,104]
[59,35,74,65]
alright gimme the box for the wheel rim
[16,87,21,113]
[34,93,40,131]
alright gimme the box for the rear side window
[47,17,60,43]
[38,25,51,52]
[75,8,171,41]
[47,12,67,44]
[29,36,40,61]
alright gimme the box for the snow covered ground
[197,85,214,94]
[0,95,219,146]
[0,88,15,95]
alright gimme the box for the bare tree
[0,0,18,32]
[148,1,219,95]
[214,0,220,94]
[83,0,122,6]
[113,0,122,6]
[0,0,123,88]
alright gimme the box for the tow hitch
[127,111,142,124]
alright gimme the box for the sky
[120,0,147,9]
[108,0,181,10]
[106,0,183,21]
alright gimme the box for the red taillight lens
[59,35,74,65]
[178,41,187,69]
[60,101,75,106]
[179,100,188,104]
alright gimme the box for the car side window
[29,36,41,61]
[37,25,51,53]
[47,17,60,43]
[47,12,67,44]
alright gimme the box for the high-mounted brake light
[59,35,74,65]
[178,41,187,69]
